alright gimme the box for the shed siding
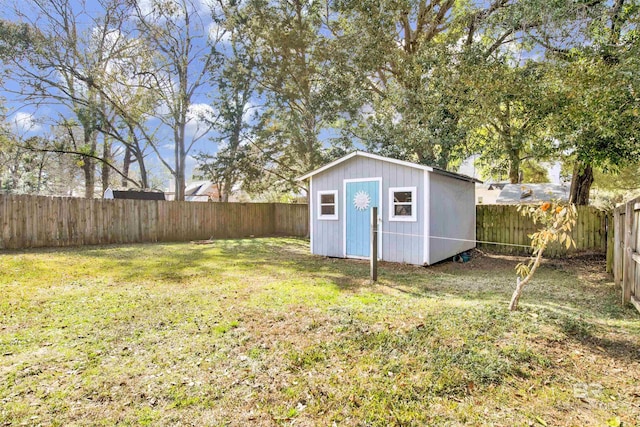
[311,170,343,257]
[428,173,476,264]
[311,156,424,264]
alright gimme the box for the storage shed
[298,151,480,266]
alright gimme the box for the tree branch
[18,144,142,188]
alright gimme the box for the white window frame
[318,190,338,220]
[389,186,417,222]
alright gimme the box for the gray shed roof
[297,151,481,183]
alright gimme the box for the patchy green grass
[1,238,639,426]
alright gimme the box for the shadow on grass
[556,314,640,362]
[4,239,638,377]
[5,238,636,329]
[312,252,640,362]
[66,241,633,303]
[3,240,639,426]
[284,304,544,416]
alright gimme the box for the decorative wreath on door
[353,191,371,211]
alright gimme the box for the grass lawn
[1,238,639,426]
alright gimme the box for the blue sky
[2,0,561,190]
[3,0,358,190]
[2,0,235,188]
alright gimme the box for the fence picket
[475,204,607,257]
[0,195,610,262]
[0,194,310,250]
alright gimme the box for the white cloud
[200,0,225,15]
[90,27,122,55]
[185,103,218,139]
[186,154,197,167]
[208,22,230,43]
[137,0,185,18]
[155,101,172,117]
[187,103,217,124]
[137,0,154,15]
[242,100,260,123]
[137,0,221,20]
[392,111,402,125]
[11,112,42,134]
[359,104,375,120]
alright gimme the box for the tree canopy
[0,0,638,204]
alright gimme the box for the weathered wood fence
[0,194,308,249]
[2,195,612,259]
[612,196,640,313]
[476,204,608,257]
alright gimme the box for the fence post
[371,206,378,282]
[613,207,622,285]
[623,200,633,304]
[605,213,612,273]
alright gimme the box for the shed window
[318,190,338,220]
[389,187,417,222]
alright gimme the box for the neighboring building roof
[297,151,482,183]
[166,180,244,202]
[104,188,165,200]
[496,183,570,204]
[185,181,214,196]
[183,181,219,202]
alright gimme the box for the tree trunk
[569,161,593,206]
[177,158,186,201]
[507,137,520,184]
[122,146,132,188]
[83,156,95,198]
[508,154,521,184]
[174,146,186,201]
[137,150,149,189]
[102,138,111,193]
[174,117,186,201]
[9,163,19,191]
[509,247,545,311]
[174,173,185,201]
[222,176,231,202]
[36,152,47,193]
[224,97,245,202]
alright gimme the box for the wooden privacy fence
[612,196,640,312]
[0,195,611,260]
[0,194,309,250]
[476,204,608,257]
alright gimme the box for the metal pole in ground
[371,206,378,282]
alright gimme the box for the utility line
[379,230,531,249]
